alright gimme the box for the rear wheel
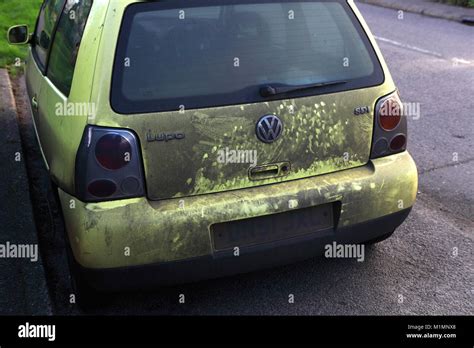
[50,179,104,309]
[65,246,105,309]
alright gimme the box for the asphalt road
[13,3,474,315]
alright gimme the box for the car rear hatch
[110,0,386,201]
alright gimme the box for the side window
[33,0,67,71]
[47,0,93,96]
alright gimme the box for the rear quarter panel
[33,0,109,194]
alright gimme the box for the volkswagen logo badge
[256,114,283,143]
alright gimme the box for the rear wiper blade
[260,80,347,97]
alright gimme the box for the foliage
[433,0,474,7]
[0,0,43,74]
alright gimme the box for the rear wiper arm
[260,80,347,97]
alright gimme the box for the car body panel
[20,0,418,279]
[25,48,49,169]
[97,85,397,201]
[25,0,110,192]
[26,0,398,199]
[86,0,398,201]
[59,151,418,269]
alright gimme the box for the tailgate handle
[248,162,291,181]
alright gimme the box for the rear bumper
[77,208,411,291]
[59,151,418,287]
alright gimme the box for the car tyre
[50,180,105,309]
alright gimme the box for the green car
[9,0,417,296]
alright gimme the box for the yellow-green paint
[25,0,397,199]
[85,0,397,200]
[18,0,418,271]
[24,0,110,193]
[60,151,417,269]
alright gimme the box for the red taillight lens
[390,134,406,151]
[88,179,117,197]
[95,134,132,170]
[379,98,402,131]
[371,91,407,159]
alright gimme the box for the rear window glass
[111,0,384,114]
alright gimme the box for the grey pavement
[356,0,474,23]
[0,69,51,315]
[359,2,474,221]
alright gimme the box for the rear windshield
[111,0,384,114]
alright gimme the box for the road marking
[451,57,474,66]
[375,36,474,65]
[374,35,443,57]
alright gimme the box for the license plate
[211,203,334,250]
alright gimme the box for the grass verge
[433,0,474,7]
[0,0,43,75]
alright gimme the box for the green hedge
[0,0,43,72]
[434,0,474,7]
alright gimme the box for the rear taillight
[75,126,145,202]
[95,134,132,170]
[379,98,401,131]
[390,134,406,151]
[87,179,117,198]
[370,91,407,159]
